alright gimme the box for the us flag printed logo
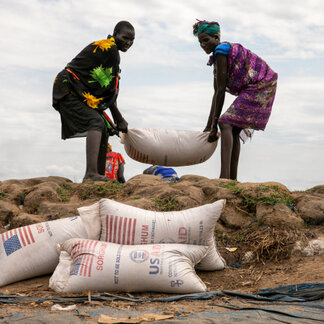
[70,240,99,277]
[1,226,35,256]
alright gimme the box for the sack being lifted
[49,239,208,294]
[120,128,219,166]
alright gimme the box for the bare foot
[82,174,110,183]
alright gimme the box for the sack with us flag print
[0,203,100,287]
[49,239,208,294]
[98,198,226,271]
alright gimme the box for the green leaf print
[89,65,114,88]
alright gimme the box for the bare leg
[117,163,126,183]
[230,127,242,180]
[97,131,108,176]
[83,130,108,182]
[219,122,233,179]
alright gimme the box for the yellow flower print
[82,92,103,109]
[92,38,116,53]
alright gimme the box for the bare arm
[207,54,228,142]
[109,100,128,133]
[204,95,215,132]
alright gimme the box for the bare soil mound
[0,175,323,318]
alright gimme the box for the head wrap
[193,20,220,38]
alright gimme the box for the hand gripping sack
[99,199,226,271]
[49,239,208,294]
[120,128,218,166]
[0,203,100,287]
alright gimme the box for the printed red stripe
[132,219,136,245]
[127,218,132,245]
[83,240,92,277]
[122,218,128,244]
[14,229,17,235]
[18,227,26,246]
[85,240,95,277]
[88,241,99,277]
[86,240,95,276]
[76,240,82,262]
[23,226,31,245]
[71,243,77,260]
[117,217,123,244]
[109,215,113,242]
[129,145,134,157]
[72,242,79,260]
[5,231,9,240]
[105,215,109,241]
[79,240,86,275]
[1,233,5,241]
[27,226,35,243]
[81,240,89,276]
[76,240,83,272]
[113,216,118,243]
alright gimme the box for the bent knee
[219,122,232,132]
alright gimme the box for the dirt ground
[1,229,323,320]
[1,176,323,321]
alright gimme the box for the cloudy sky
[0,0,323,191]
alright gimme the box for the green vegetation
[80,182,123,200]
[152,195,178,211]
[57,184,73,202]
[217,181,294,213]
[0,191,7,200]
[94,182,122,195]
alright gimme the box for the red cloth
[105,152,125,180]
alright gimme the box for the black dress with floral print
[52,36,120,139]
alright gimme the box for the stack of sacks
[49,199,226,294]
[0,203,100,287]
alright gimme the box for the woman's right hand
[117,118,128,133]
[207,128,218,142]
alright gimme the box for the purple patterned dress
[210,42,278,131]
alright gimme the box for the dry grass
[217,226,312,264]
[243,227,308,262]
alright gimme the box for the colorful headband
[193,20,220,37]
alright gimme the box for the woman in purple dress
[193,20,278,180]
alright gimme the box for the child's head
[107,143,112,153]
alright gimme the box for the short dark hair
[113,21,134,35]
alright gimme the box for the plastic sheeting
[1,283,323,323]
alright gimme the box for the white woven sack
[0,202,100,287]
[120,128,218,166]
[49,239,208,294]
[99,198,226,271]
